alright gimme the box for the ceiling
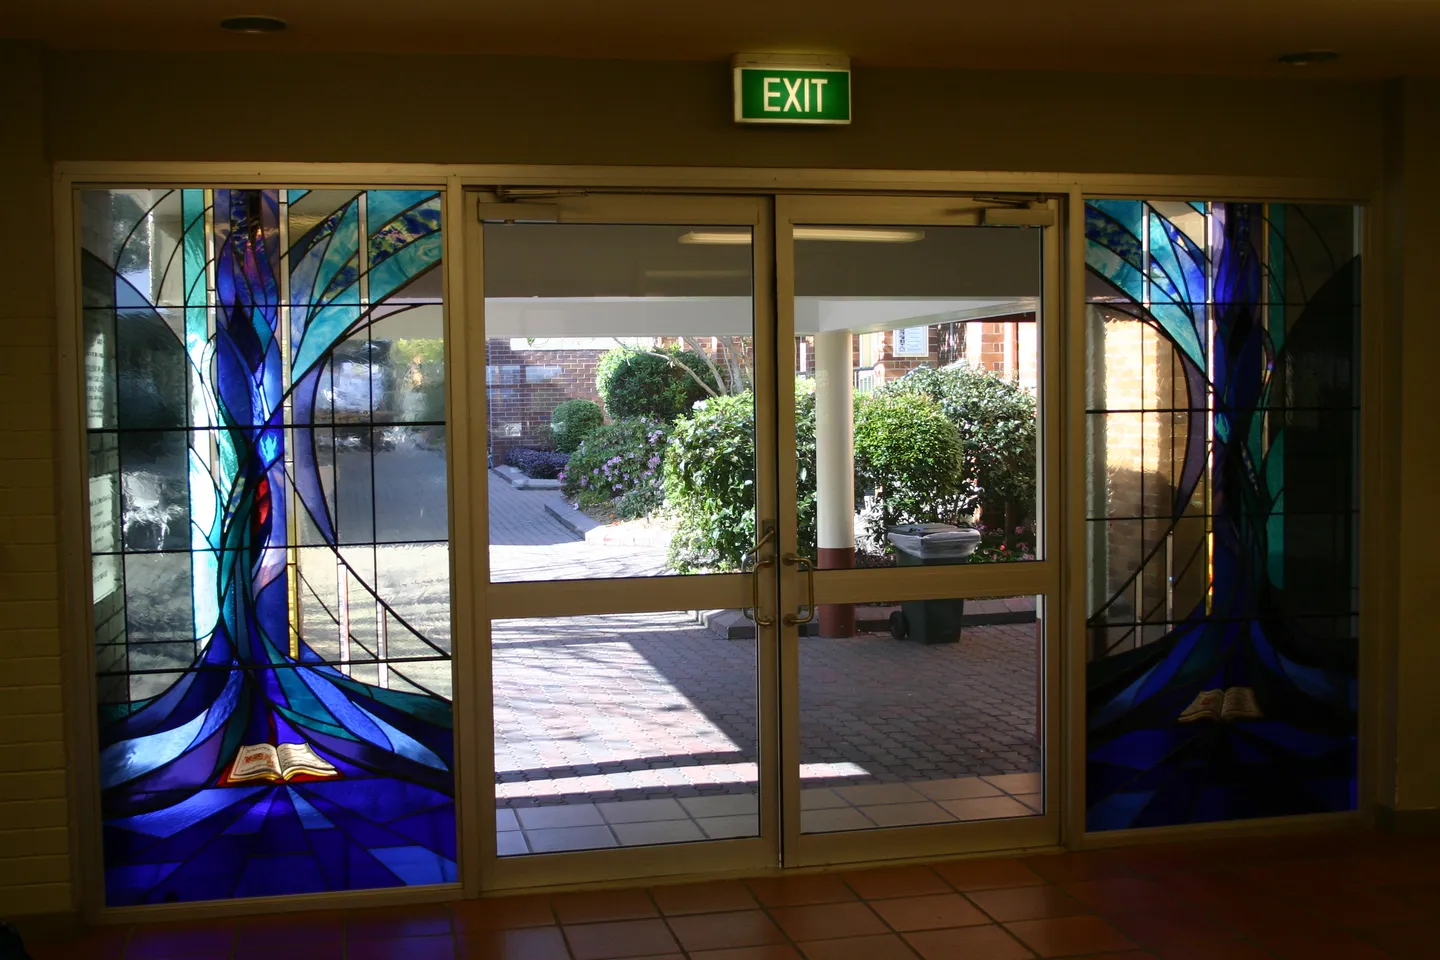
[5,0,1439,78]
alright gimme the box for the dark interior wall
[45,52,1384,182]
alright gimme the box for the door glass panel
[799,595,1043,834]
[493,610,760,855]
[483,223,756,582]
[792,225,1042,585]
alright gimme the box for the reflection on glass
[799,595,1043,834]
[493,611,760,855]
[483,223,755,583]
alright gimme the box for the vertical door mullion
[456,188,498,892]
[772,197,804,865]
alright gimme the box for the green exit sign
[733,55,851,125]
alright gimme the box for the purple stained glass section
[83,188,454,905]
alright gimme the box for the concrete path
[487,472,671,582]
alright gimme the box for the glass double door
[471,191,1060,888]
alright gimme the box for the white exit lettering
[762,76,830,113]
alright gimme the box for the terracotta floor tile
[1380,880,1440,910]
[233,946,343,960]
[235,914,344,945]
[1004,915,1137,957]
[869,893,990,932]
[1103,905,1235,951]
[967,885,1090,923]
[842,866,951,900]
[903,924,1036,960]
[649,880,758,915]
[797,933,921,959]
[1259,931,1393,960]
[1197,894,1333,937]
[1357,920,1440,960]
[1297,887,1426,928]
[124,925,233,960]
[1020,851,1137,884]
[28,935,125,960]
[1155,942,1274,960]
[1062,877,1175,915]
[553,889,658,924]
[563,918,680,960]
[931,857,1046,891]
[746,875,857,908]
[348,934,458,960]
[457,926,569,959]
[452,895,556,931]
[667,911,787,952]
[768,902,888,942]
[348,907,453,939]
[690,947,804,960]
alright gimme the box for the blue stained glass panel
[82,187,454,905]
[1084,199,1360,832]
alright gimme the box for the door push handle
[782,552,816,625]
[743,526,777,627]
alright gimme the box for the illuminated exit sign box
[733,54,851,125]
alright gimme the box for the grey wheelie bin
[885,523,983,644]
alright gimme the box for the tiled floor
[498,774,1044,856]
[24,829,1440,958]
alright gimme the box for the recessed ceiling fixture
[220,15,288,33]
[1277,50,1339,66]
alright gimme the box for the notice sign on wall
[734,54,851,125]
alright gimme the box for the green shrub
[550,399,605,454]
[853,391,966,547]
[664,381,817,573]
[560,417,667,519]
[886,364,1037,544]
[596,345,722,423]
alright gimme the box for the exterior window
[82,188,454,904]
[1085,200,1360,829]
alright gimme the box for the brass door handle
[782,552,816,625]
[743,526,777,627]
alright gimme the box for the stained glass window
[82,188,455,904]
[1085,200,1360,830]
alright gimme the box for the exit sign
[733,55,851,125]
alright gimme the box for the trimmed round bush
[664,381,817,573]
[596,346,722,424]
[853,390,966,547]
[560,417,667,518]
[550,398,605,454]
[886,364,1037,539]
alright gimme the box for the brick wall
[485,339,606,459]
[0,41,72,917]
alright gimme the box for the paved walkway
[488,474,670,582]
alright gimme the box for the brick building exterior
[487,316,1038,460]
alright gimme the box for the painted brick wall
[0,41,72,916]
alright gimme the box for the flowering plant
[968,522,1036,563]
[560,417,668,518]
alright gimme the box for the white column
[814,331,856,637]
[814,331,854,554]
